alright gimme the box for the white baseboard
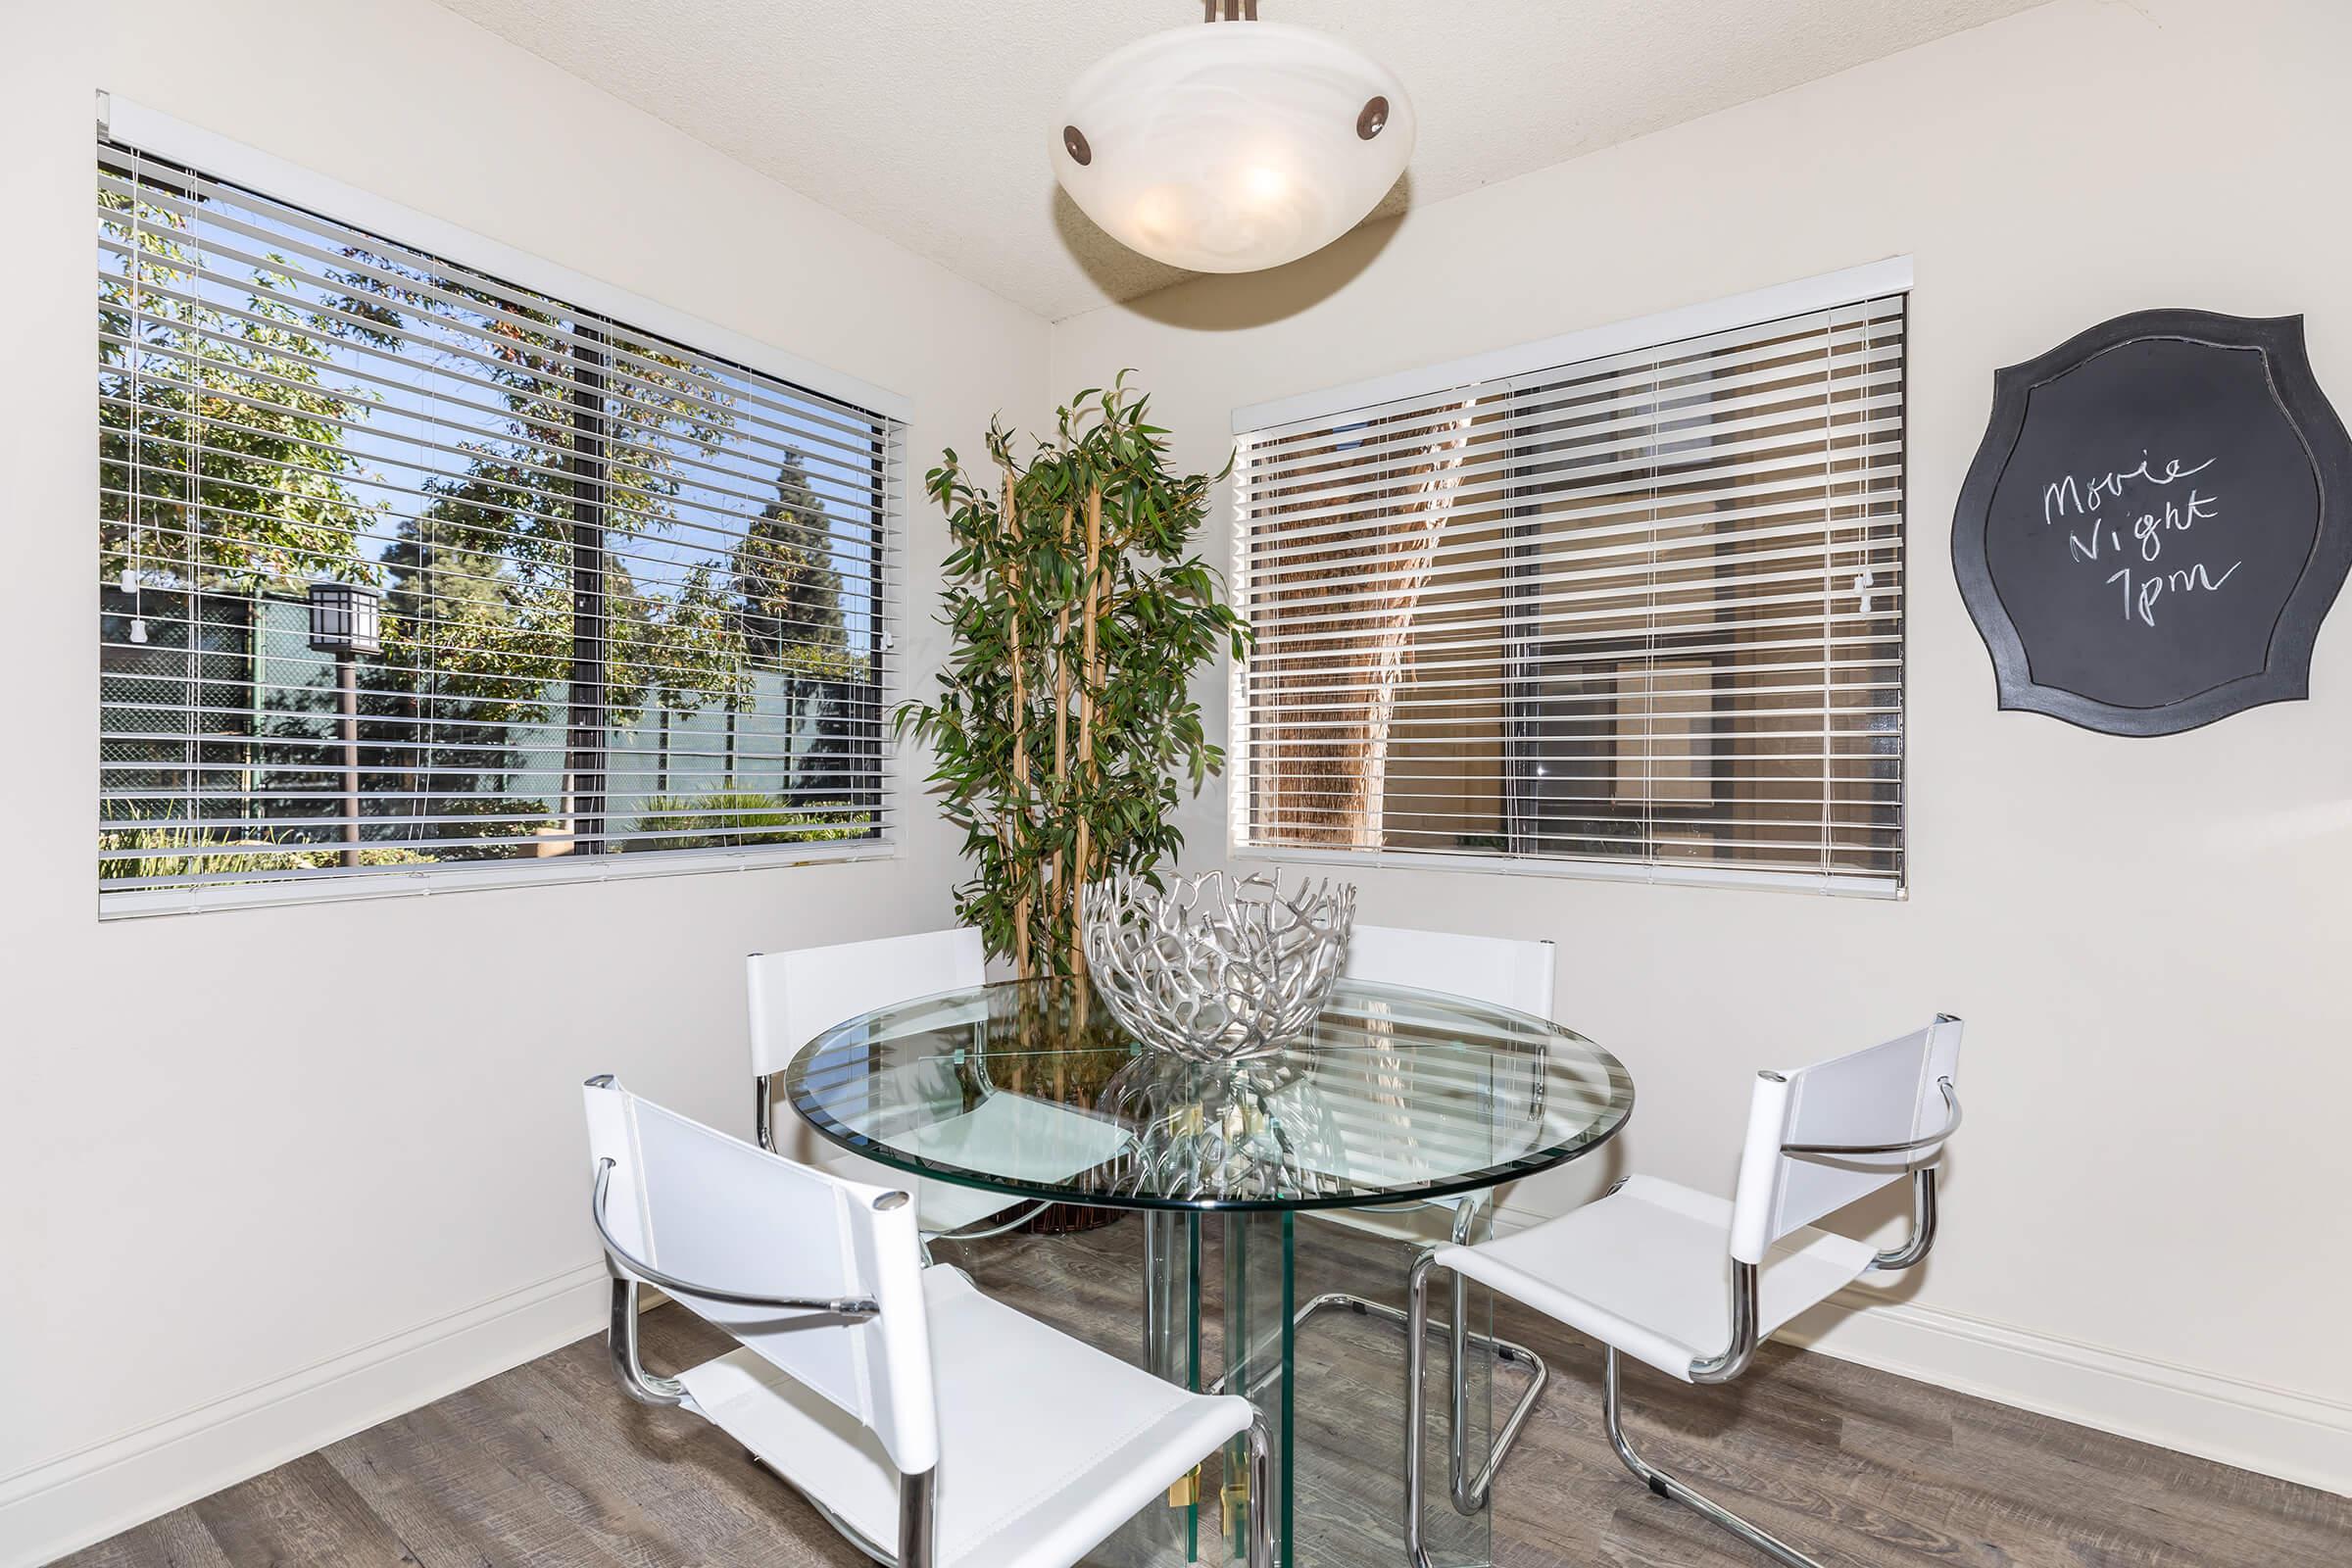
[1473,1198,2351,1499]
[0,1262,612,1568]
[1781,1289,2352,1498]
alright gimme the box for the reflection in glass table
[786,977,1635,1568]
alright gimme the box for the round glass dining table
[785,976,1634,1568]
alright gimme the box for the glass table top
[786,977,1635,1211]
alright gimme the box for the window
[1232,280,1905,895]
[97,131,899,913]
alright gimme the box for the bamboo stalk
[1003,464,1033,978]
[1069,481,1103,978]
[1050,502,1073,965]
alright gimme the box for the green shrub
[629,790,873,854]
[98,822,435,883]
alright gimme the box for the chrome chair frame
[1208,1194,1548,1510]
[591,1148,1275,1568]
[1404,1077,1960,1568]
[1288,967,1559,1498]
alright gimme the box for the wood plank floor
[59,1216,2352,1568]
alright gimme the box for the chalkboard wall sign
[1952,310,2352,735]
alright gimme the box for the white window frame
[1226,258,1913,900]
[96,94,909,918]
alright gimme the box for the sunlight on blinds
[1233,295,1905,895]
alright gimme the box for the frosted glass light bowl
[1053,22,1417,273]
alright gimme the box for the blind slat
[1242,354,1903,494]
[1238,432,1904,540]
[1245,326,1902,468]
[99,166,894,442]
[100,461,891,573]
[97,365,893,536]
[99,149,897,431]
[1244,299,1906,448]
[1248,557,1904,632]
[95,285,895,497]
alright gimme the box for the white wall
[0,2,1050,1560]
[9,0,2350,1555]
[1052,0,2352,1494]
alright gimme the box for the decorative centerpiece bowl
[1083,868,1356,1062]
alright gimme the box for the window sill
[1231,842,1904,901]
[97,837,898,920]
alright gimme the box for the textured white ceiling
[435,0,2047,320]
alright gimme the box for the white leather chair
[584,1074,1270,1568]
[1284,925,1557,1499]
[748,928,1129,1250]
[1404,1015,1965,1568]
[1343,925,1555,1020]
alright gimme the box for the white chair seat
[679,1265,1249,1568]
[903,1094,1136,1235]
[1435,1174,1878,1383]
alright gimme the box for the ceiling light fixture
[1054,0,1417,275]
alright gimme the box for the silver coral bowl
[1082,868,1356,1062]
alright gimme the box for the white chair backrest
[582,1077,939,1472]
[747,927,986,1078]
[1342,924,1556,1018]
[1727,1015,1964,1266]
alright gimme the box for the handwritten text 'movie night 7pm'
[2042,454,2240,626]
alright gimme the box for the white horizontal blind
[1233,293,1906,894]
[98,138,900,911]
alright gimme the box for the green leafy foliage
[629,791,872,853]
[97,821,433,883]
[330,254,746,747]
[99,192,381,599]
[897,375,1250,977]
[731,450,852,680]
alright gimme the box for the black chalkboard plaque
[1952,311,2352,735]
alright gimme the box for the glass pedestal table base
[1101,1206,1500,1568]
[784,977,1635,1568]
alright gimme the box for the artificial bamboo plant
[897,376,1249,981]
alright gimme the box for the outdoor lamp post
[308,581,382,869]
